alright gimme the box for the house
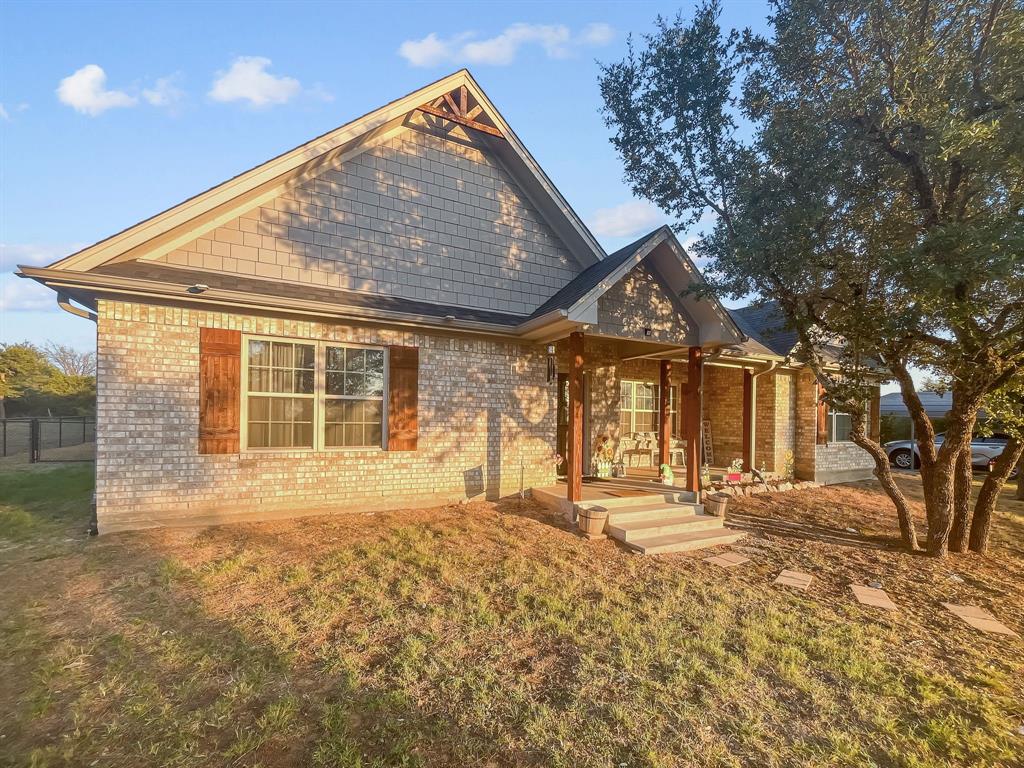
[19,71,878,537]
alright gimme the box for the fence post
[30,418,40,463]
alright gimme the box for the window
[324,346,385,448]
[619,380,678,435]
[243,336,386,450]
[826,410,853,443]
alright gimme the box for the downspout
[749,361,780,472]
[57,292,97,322]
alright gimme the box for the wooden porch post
[685,347,703,493]
[658,359,672,467]
[742,368,753,472]
[567,331,584,503]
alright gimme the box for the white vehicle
[884,432,1018,477]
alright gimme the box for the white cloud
[398,22,615,67]
[0,243,79,271]
[579,22,615,46]
[0,104,8,121]
[0,276,54,313]
[57,64,137,116]
[0,244,84,313]
[143,74,185,109]
[208,57,302,107]
[589,201,665,238]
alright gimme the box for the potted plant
[659,463,675,485]
[704,492,730,516]
[726,458,743,483]
[591,434,614,478]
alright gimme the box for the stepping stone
[942,603,1019,637]
[704,552,749,568]
[851,584,898,611]
[774,569,813,591]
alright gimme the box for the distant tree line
[0,342,96,418]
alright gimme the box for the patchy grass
[1,466,1022,767]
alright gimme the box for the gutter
[19,266,589,343]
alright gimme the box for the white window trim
[619,380,678,435]
[826,409,854,444]
[240,333,388,453]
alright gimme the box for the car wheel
[891,448,914,470]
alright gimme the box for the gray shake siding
[158,116,581,316]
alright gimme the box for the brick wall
[703,365,743,467]
[95,300,557,533]
[158,115,580,316]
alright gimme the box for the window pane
[345,348,365,372]
[295,344,315,370]
[326,371,345,396]
[365,350,384,376]
[324,397,382,448]
[271,342,293,368]
[326,346,345,371]
[344,372,366,396]
[249,396,270,421]
[249,340,270,367]
[270,422,291,448]
[835,414,852,442]
[272,369,293,394]
[293,423,313,448]
[295,370,314,394]
[249,367,270,392]
[365,372,384,397]
[248,422,269,448]
[365,423,382,447]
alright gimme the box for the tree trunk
[1016,455,1024,501]
[851,426,920,550]
[949,447,973,552]
[968,437,1024,554]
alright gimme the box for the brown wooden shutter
[815,382,829,445]
[388,345,418,451]
[199,328,241,454]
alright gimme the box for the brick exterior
[95,299,556,533]
[157,116,580,316]
[704,366,744,467]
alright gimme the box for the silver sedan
[884,432,1018,476]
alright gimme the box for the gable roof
[35,70,606,274]
[729,301,798,357]
[528,226,745,346]
[529,230,653,319]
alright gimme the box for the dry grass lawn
[1,465,1022,768]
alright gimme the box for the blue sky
[0,0,772,353]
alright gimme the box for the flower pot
[726,472,742,483]
[704,493,730,517]
[577,507,608,539]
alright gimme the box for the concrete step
[624,528,746,555]
[608,512,723,543]
[604,501,704,524]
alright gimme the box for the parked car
[884,432,1019,477]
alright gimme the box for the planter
[704,493,730,516]
[593,460,613,478]
[577,507,608,539]
[726,472,742,483]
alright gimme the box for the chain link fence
[0,417,96,463]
